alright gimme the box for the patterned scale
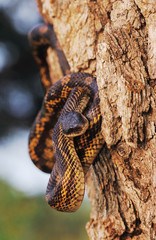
[28,24,105,212]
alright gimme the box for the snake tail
[28,24,70,92]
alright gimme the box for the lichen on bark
[35,0,156,239]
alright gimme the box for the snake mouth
[60,111,89,137]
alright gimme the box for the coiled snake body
[28,24,104,212]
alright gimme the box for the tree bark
[35,0,156,239]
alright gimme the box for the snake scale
[28,24,104,212]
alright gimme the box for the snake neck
[46,122,85,212]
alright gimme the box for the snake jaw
[60,111,89,137]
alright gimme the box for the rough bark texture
[35,0,156,239]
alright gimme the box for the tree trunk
[35,0,156,239]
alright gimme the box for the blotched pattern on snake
[28,24,104,212]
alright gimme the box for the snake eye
[60,111,89,137]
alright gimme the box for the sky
[0,0,48,195]
[0,129,50,195]
[0,0,47,195]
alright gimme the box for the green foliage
[0,180,90,240]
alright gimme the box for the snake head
[60,111,89,137]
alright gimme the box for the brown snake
[28,24,104,212]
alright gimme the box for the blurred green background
[0,180,90,240]
[0,1,90,239]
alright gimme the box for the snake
[28,24,105,212]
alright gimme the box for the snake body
[28,24,104,212]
